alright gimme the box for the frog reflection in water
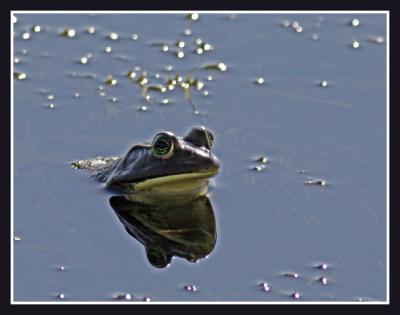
[72,126,220,268]
[110,195,216,268]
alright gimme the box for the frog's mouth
[132,167,219,194]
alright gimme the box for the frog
[71,126,220,197]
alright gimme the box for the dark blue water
[13,13,387,302]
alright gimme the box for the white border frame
[10,10,390,305]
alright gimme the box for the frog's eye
[152,133,174,159]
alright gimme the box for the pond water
[12,12,387,302]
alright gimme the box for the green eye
[152,133,174,158]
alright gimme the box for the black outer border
[2,0,397,313]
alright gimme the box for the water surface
[13,13,387,302]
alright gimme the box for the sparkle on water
[255,77,265,85]
[352,40,360,49]
[61,28,76,38]
[320,80,328,87]
[184,285,197,292]
[350,18,360,27]
[260,282,271,292]
[22,32,31,40]
[319,277,328,285]
[15,71,27,80]
[32,25,41,33]
[87,26,95,34]
[256,156,268,163]
[108,32,118,40]
[188,13,199,21]
[292,292,301,300]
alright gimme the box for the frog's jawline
[109,168,218,195]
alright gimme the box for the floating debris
[252,165,266,172]
[187,13,199,21]
[260,282,271,292]
[292,292,301,299]
[350,18,360,27]
[176,51,185,59]
[136,73,148,86]
[164,65,174,72]
[311,33,319,40]
[108,32,118,40]
[256,156,268,163]
[104,46,112,53]
[109,97,118,103]
[47,103,55,109]
[58,265,65,271]
[203,62,228,72]
[61,28,76,38]
[318,277,328,285]
[131,33,139,40]
[106,76,118,86]
[351,40,360,49]
[31,25,41,33]
[127,71,136,79]
[22,32,31,40]
[80,56,89,64]
[203,43,213,51]
[114,293,132,301]
[146,85,167,93]
[14,71,27,80]
[281,20,291,28]
[283,272,299,279]
[160,98,170,105]
[255,77,265,85]
[369,36,385,44]
[306,179,326,187]
[57,293,65,300]
[87,26,96,34]
[14,236,22,241]
[138,105,148,112]
[320,80,328,87]
[183,285,197,292]
[47,94,55,100]
[176,40,185,48]
[295,26,303,33]
[142,296,151,302]
[315,263,329,270]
